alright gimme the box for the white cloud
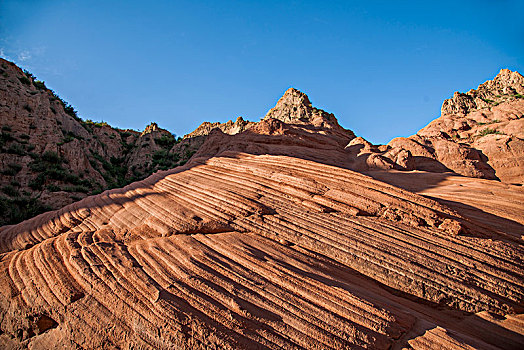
[17,50,31,62]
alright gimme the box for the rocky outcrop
[184,116,255,138]
[441,69,524,115]
[264,88,354,141]
[0,59,192,225]
[386,70,524,183]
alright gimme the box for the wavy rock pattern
[1,153,523,349]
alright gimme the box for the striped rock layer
[1,152,523,349]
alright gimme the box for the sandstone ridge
[1,152,523,349]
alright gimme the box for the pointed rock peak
[279,87,312,107]
[441,69,524,116]
[263,87,322,123]
[494,68,524,82]
[141,122,159,135]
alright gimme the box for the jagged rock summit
[264,87,313,122]
[441,69,524,115]
[387,69,524,183]
[263,87,342,130]
[184,116,255,139]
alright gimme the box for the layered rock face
[1,153,523,349]
[1,64,524,349]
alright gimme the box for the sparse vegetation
[477,119,500,126]
[46,184,61,192]
[0,195,52,226]
[119,131,132,139]
[6,143,26,156]
[58,130,79,145]
[33,80,46,90]
[28,151,92,191]
[18,76,31,85]
[152,149,181,170]
[478,128,504,137]
[1,163,22,175]
[84,119,110,128]
[89,151,128,189]
[155,134,177,148]
[1,185,18,197]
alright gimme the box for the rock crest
[441,69,524,115]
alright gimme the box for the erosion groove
[1,153,523,349]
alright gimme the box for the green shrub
[42,151,62,163]
[23,104,32,112]
[29,174,45,190]
[478,128,504,137]
[1,185,18,197]
[151,149,181,170]
[0,132,15,146]
[1,163,22,175]
[34,80,46,90]
[58,135,75,145]
[2,125,11,132]
[62,185,90,193]
[0,195,52,226]
[155,134,176,148]
[46,184,61,192]
[18,76,31,85]
[7,143,26,155]
[119,131,132,138]
[10,180,21,187]
[84,119,109,127]
[481,98,495,104]
[64,104,78,118]
[20,133,30,140]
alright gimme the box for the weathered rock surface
[385,69,524,183]
[1,152,523,349]
[1,62,524,349]
[0,59,194,225]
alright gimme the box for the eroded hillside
[0,59,197,225]
[1,64,523,349]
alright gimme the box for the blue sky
[1,0,523,144]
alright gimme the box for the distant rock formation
[387,69,524,183]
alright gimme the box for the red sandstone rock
[1,62,523,349]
